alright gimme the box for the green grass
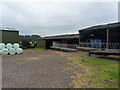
[68,56,119,88]
[26,48,45,50]
[30,44,35,47]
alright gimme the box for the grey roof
[40,34,79,40]
[79,22,120,31]
[0,27,19,32]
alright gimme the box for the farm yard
[2,49,119,88]
[1,2,120,89]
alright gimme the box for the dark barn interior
[37,34,79,49]
[79,22,120,43]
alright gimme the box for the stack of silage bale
[0,43,23,55]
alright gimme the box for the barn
[37,22,120,50]
[78,22,120,49]
[0,27,19,44]
[37,34,79,49]
[79,22,120,43]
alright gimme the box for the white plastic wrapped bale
[6,43,13,49]
[0,43,1,50]
[9,48,16,55]
[2,48,8,55]
[0,50,1,55]
[13,43,19,49]
[16,48,23,54]
[0,43,5,49]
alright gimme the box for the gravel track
[2,50,75,88]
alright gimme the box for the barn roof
[79,22,120,31]
[39,34,79,40]
[0,27,19,32]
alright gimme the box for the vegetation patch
[26,48,45,50]
[66,55,119,88]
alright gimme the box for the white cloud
[1,2,118,36]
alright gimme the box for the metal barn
[37,34,79,49]
[37,22,120,50]
[78,22,120,49]
[0,28,19,44]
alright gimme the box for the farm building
[79,22,120,43]
[37,34,79,49]
[0,27,19,44]
[78,22,120,49]
[37,22,120,50]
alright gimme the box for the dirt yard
[2,49,119,88]
[2,50,83,88]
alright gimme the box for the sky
[0,0,118,37]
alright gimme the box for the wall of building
[0,31,2,43]
[37,38,79,49]
[37,39,46,49]
[0,30,19,44]
[52,39,79,45]
[79,26,120,43]
[79,29,106,43]
[37,39,53,49]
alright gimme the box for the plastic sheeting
[6,43,12,49]
[0,43,23,55]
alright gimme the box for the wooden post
[106,28,109,49]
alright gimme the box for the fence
[52,43,120,50]
[52,44,77,49]
[78,43,120,50]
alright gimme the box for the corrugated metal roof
[79,22,120,31]
[39,34,79,40]
[0,27,19,32]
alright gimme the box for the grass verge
[66,56,119,88]
[26,48,45,50]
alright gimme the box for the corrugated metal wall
[0,30,19,44]
[37,39,53,49]
[37,39,46,49]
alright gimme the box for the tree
[31,35,41,42]
[19,35,41,42]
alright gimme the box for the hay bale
[9,48,16,55]
[13,43,19,49]
[2,48,8,55]
[0,43,5,49]
[6,43,13,49]
[0,50,2,55]
[16,48,23,54]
